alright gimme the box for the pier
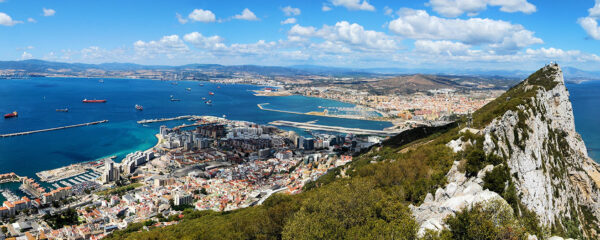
[268,120,401,136]
[0,120,108,138]
[137,115,193,124]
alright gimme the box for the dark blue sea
[0,77,391,180]
[0,77,598,201]
[567,81,600,162]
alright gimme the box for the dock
[137,115,193,124]
[268,120,401,136]
[0,120,109,138]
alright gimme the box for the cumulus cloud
[282,6,301,16]
[183,32,226,50]
[589,0,600,17]
[42,8,56,17]
[281,18,297,25]
[175,13,188,24]
[330,0,375,11]
[289,21,398,51]
[188,9,216,23]
[388,9,542,52]
[414,40,472,56]
[579,1,600,40]
[27,17,36,23]
[0,12,22,26]
[21,51,33,60]
[322,5,332,12]
[427,0,536,17]
[233,8,259,21]
[134,35,189,58]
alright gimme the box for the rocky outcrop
[482,64,600,237]
[410,161,502,235]
[412,64,600,238]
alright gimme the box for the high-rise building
[102,160,120,184]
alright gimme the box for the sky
[1,0,600,71]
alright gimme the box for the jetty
[137,115,193,124]
[0,120,108,138]
[268,120,401,136]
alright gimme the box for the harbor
[36,156,113,183]
[268,120,401,136]
[0,120,109,138]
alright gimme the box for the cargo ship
[4,111,17,118]
[82,99,106,103]
[135,104,143,111]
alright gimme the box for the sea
[0,77,598,202]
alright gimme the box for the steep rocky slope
[412,63,600,238]
[482,64,600,236]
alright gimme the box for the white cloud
[427,0,536,17]
[27,17,36,23]
[0,12,22,26]
[384,6,394,16]
[188,9,216,23]
[183,32,226,50]
[589,0,600,18]
[175,13,188,24]
[330,0,375,11]
[233,8,259,21]
[579,1,600,40]
[21,51,33,60]
[578,17,600,40]
[43,8,56,17]
[134,35,189,58]
[388,9,542,52]
[289,21,398,51]
[414,40,472,55]
[322,5,332,12]
[281,18,297,25]
[282,6,301,16]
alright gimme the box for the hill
[102,64,600,239]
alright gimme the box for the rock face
[482,64,600,236]
[411,64,600,237]
[410,161,502,235]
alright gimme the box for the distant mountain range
[1,59,598,81]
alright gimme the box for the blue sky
[1,0,600,71]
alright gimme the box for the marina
[0,120,109,138]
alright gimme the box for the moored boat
[135,104,143,111]
[209,92,214,95]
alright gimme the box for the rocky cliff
[413,64,600,238]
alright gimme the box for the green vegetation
[43,208,79,229]
[104,65,584,239]
[97,183,143,196]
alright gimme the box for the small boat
[202,97,206,100]
[4,111,17,118]
[135,104,143,111]
[83,99,107,103]
[222,114,227,118]
[199,83,204,86]
[205,100,212,104]
[56,108,69,112]
[99,79,104,83]
[171,98,181,102]
[171,82,178,85]
[217,86,221,89]
[186,88,191,91]
[208,92,214,95]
